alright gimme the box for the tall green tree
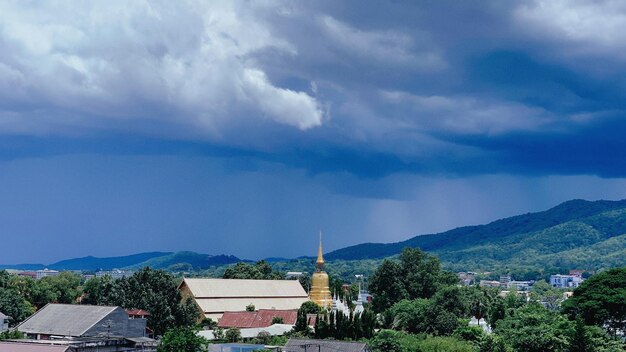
[368,259,406,312]
[496,303,572,352]
[0,288,35,326]
[562,267,626,335]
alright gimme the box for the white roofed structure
[179,278,308,321]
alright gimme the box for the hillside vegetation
[326,199,626,274]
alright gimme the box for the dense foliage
[562,267,626,335]
[368,248,456,312]
[157,326,208,352]
[83,267,199,335]
[222,260,284,280]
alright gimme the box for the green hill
[48,252,172,270]
[124,251,241,270]
[326,199,626,273]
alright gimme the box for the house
[179,278,308,321]
[284,339,370,352]
[218,309,298,328]
[0,341,69,352]
[16,304,147,339]
[0,311,8,332]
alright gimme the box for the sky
[2,1,626,264]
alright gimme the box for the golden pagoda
[309,231,332,308]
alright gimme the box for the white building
[550,274,584,288]
[35,269,59,280]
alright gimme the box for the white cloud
[0,1,324,136]
[514,0,626,59]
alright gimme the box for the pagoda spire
[316,230,325,266]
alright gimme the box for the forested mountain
[326,199,626,272]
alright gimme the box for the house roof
[218,309,298,328]
[16,304,119,337]
[181,278,308,298]
[0,311,8,320]
[284,339,369,352]
[181,278,308,318]
[0,342,69,352]
[125,309,150,316]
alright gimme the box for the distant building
[16,303,147,340]
[179,278,308,321]
[509,280,534,291]
[285,272,305,279]
[17,271,37,280]
[479,280,501,288]
[550,274,584,289]
[569,270,586,277]
[284,339,370,352]
[499,275,511,287]
[95,269,129,280]
[35,269,59,280]
[458,272,476,286]
[126,309,150,320]
[0,311,8,332]
[218,309,298,328]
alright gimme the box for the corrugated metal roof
[218,309,298,328]
[284,339,369,352]
[16,304,118,337]
[0,342,69,352]
[197,297,308,315]
[182,278,308,298]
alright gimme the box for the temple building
[309,233,332,308]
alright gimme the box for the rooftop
[0,342,69,352]
[16,304,119,337]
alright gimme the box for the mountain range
[3,199,626,273]
[0,251,241,271]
